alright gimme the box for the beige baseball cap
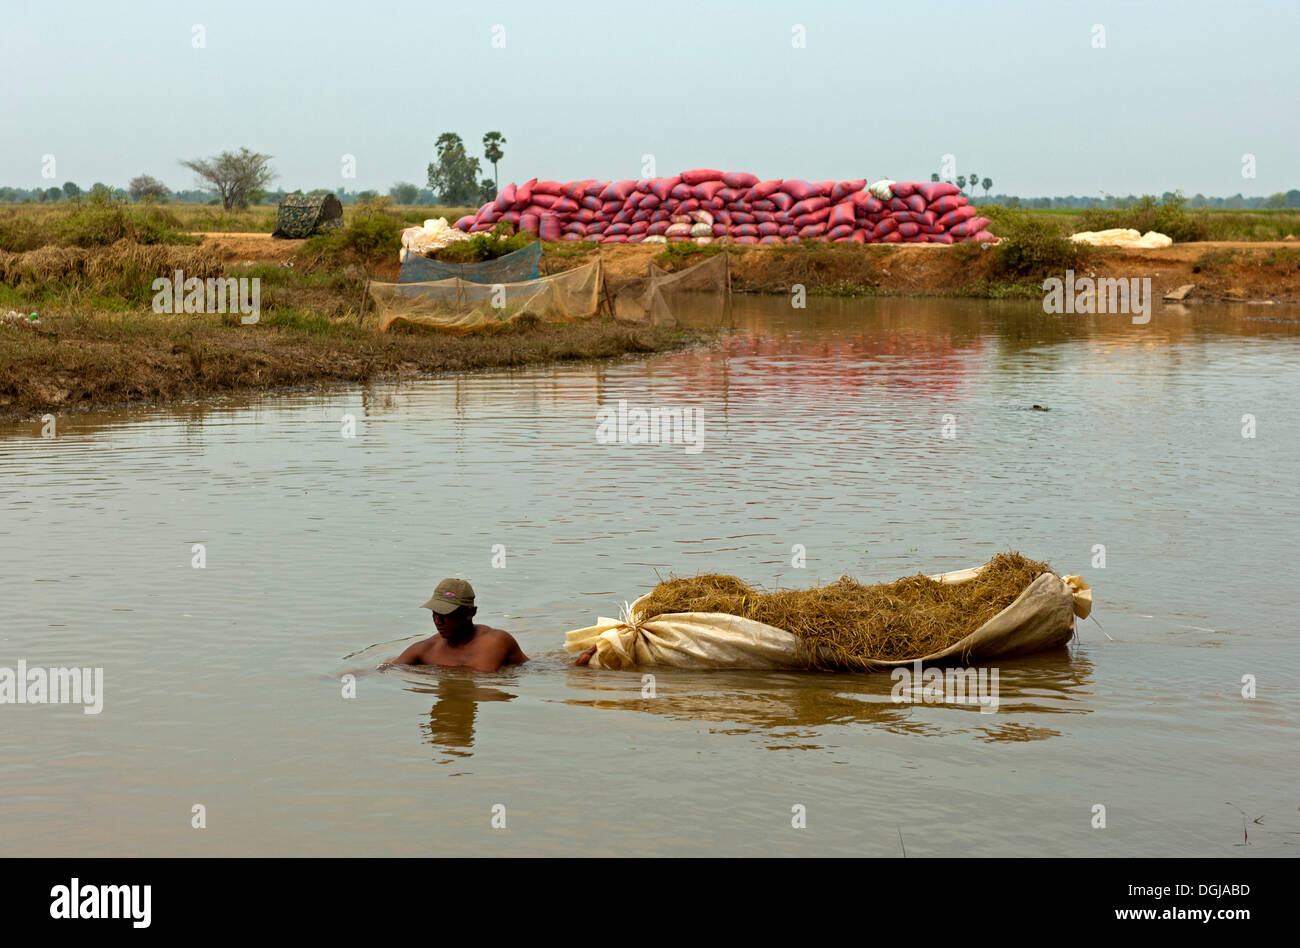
[422,578,475,615]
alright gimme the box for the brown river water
[2,297,1297,856]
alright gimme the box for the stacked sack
[452,170,996,245]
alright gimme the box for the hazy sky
[4,0,1297,197]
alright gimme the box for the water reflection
[400,671,517,762]
[563,650,1094,747]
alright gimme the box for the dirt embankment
[545,241,1300,303]
[187,232,1300,302]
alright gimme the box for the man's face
[434,606,474,639]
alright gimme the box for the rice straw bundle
[636,552,1051,668]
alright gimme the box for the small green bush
[54,193,190,247]
[302,199,403,260]
[983,206,1091,280]
[434,222,537,263]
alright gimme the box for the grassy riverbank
[0,309,695,421]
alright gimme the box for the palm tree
[956,175,967,192]
[483,132,506,189]
[930,173,940,182]
[982,177,992,199]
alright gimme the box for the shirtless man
[388,579,528,673]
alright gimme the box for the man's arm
[386,640,427,667]
[503,632,529,666]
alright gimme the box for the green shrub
[54,193,190,247]
[1076,193,1210,243]
[434,222,537,263]
[983,206,1091,280]
[302,199,403,260]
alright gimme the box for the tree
[426,132,482,205]
[129,175,169,203]
[180,147,276,210]
[956,175,967,191]
[968,172,978,193]
[982,177,992,198]
[930,173,940,182]
[479,178,498,204]
[62,181,81,200]
[1287,190,1300,209]
[1265,192,1286,209]
[390,181,419,204]
[41,187,63,202]
[482,131,507,188]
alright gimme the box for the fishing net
[398,240,543,284]
[614,252,731,326]
[370,259,605,333]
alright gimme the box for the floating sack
[868,179,896,200]
[681,168,725,185]
[566,553,1091,671]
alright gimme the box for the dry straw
[636,552,1051,668]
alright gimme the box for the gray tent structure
[272,194,344,239]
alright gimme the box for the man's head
[422,578,477,640]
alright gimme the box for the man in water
[389,579,528,673]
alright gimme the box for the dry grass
[636,552,1051,668]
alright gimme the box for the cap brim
[423,597,461,614]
